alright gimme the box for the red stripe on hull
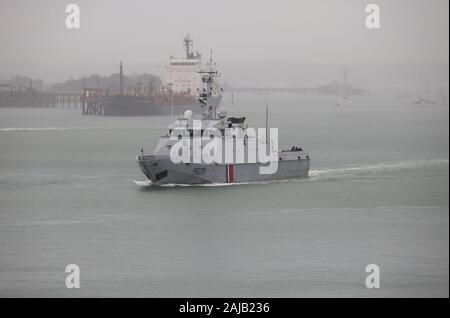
[228,165,234,183]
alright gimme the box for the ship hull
[137,154,310,185]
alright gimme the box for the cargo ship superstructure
[81,35,222,116]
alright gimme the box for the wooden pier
[0,87,83,109]
[80,88,105,115]
[49,93,81,109]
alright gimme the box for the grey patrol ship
[137,65,310,185]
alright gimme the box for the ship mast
[198,50,220,120]
[183,33,201,60]
[183,34,193,60]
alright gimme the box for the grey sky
[0,0,448,86]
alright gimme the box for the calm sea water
[0,93,448,297]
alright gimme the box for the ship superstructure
[166,34,203,95]
[136,63,310,185]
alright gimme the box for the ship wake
[309,158,448,181]
[0,126,141,132]
[134,159,448,188]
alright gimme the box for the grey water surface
[0,93,448,297]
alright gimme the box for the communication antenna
[265,105,269,145]
[265,88,269,144]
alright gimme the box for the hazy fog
[0,0,448,87]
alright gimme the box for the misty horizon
[0,0,448,88]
